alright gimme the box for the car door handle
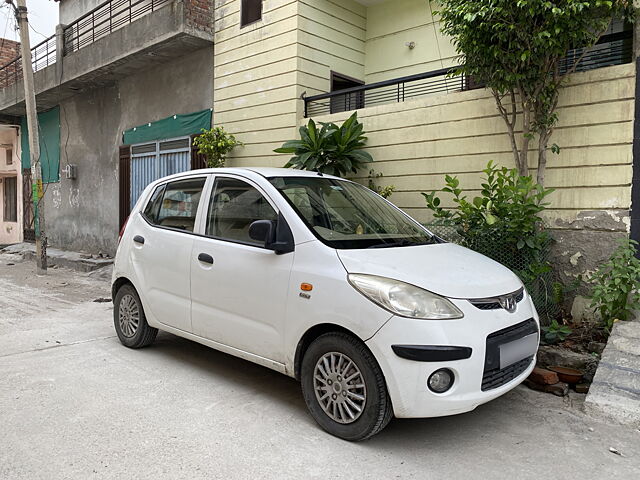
[133,235,145,245]
[197,253,214,265]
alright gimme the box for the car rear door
[190,174,294,363]
[130,176,207,332]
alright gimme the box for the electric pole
[14,0,47,273]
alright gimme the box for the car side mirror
[249,212,295,255]
[249,220,274,244]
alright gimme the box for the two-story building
[0,0,214,252]
[0,0,636,286]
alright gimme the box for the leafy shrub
[423,161,554,269]
[541,319,572,345]
[590,238,640,330]
[368,169,395,199]
[423,161,556,318]
[274,112,372,177]
[194,126,243,168]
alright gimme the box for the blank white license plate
[499,333,538,370]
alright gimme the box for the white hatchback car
[112,167,539,440]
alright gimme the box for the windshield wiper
[367,239,426,249]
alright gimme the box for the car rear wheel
[301,332,393,441]
[113,284,158,348]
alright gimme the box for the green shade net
[21,106,61,183]
[123,109,212,145]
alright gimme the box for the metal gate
[22,169,35,242]
[130,137,191,210]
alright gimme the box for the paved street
[1,254,639,480]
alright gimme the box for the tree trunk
[519,98,532,177]
[492,89,521,173]
[537,131,551,186]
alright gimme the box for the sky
[0,0,59,46]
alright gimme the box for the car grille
[481,318,538,391]
[469,288,524,311]
[482,356,534,391]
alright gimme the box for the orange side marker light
[300,283,313,292]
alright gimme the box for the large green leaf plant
[274,112,372,177]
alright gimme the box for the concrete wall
[304,63,635,283]
[0,126,22,245]
[44,47,213,254]
[297,0,367,92]
[59,0,106,25]
[364,0,457,83]
[214,0,300,168]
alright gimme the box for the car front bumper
[365,293,539,418]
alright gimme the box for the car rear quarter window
[143,177,206,232]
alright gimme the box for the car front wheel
[301,332,393,441]
[113,284,158,348]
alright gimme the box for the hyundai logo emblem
[499,295,517,313]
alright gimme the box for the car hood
[337,243,522,299]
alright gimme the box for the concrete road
[1,254,639,480]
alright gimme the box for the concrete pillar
[55,24,66,82]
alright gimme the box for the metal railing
[304,68,466,117]
[560,30,633,74]
[0,34,56,89]
[304,30,634,117]
[63,0,172,56]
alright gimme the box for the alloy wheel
[313,352,367,424]
[118,294,140,338]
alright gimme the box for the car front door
[190,175,294,363]
[132,176,207,332]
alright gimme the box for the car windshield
[269,176,436,249]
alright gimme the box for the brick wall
[0,38,21,89]
[0,38,20,66]
[185,0,214,32]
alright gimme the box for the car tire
[113,284,158,348]
[301,332,393,441]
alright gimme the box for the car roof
[156,167,343,182]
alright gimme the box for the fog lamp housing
[428,368,454,393]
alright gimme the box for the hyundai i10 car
[112,167,539,441]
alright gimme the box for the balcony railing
[304,30,634,117]
[0,35,56,89]
[63,0,172,55]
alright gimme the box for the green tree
[436,0,635,185]
[274,112,372,177]
[193,126,243,168]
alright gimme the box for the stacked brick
[0,38,21,89]
[184,0,214,33]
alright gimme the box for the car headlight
[347,274,463,320]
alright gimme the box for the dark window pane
[142,184,165,224]
[330,72,364,114]
[241,0,262,27]
[3,176,17,222]
[155,178,206,232]
[207,177,277,246]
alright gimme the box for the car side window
[206,177,277,246]
[145,177,206,232]
[142,184,165,224]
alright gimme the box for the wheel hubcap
[118,294,140,338]
[313,352,366,424]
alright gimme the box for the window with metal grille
[130,136,192,210]
[241,0,262,27]
[3,176,17,222]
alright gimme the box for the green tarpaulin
[122,109,212,145]
[21,106,61,184]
